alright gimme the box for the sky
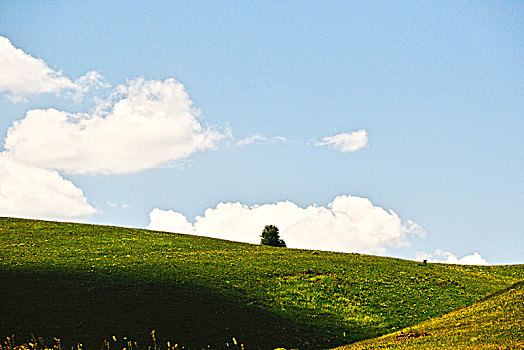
[0,1,522,265]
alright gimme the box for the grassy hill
[333,280,524,349]
[0,217,523,349]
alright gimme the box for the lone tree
[260,225,286,247]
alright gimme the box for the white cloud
[416,250,488,265]
[316,130,368,152]
[236,134,287,146]
[107,201,129,210]
[149,208,195,234]
[237,134,268,146]
[148,195,424,254]
[0,36,76,98]
[0,153,96,220]
[0,36,109,102]
[3,78,226,175]
[72,70,110,101]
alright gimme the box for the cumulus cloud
[0,36,76,99]
[415,250,488,265]
[149,208,195,234]
[3,78,226,175]
[0,36,109,102]
[236,134,287,146]
[0,153,96,220]
[148,195,424,254]
[316,130,368,152]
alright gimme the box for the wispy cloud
[72,70,110,101]
[107,201,129,210]
[316,130,368,152]
[148,195,424,254]
[236,134,287,146]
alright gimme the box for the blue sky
[0,1,522,264]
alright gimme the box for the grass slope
[0,217,523,349]
[333,280,524,349]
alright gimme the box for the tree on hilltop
[260,225,286,247]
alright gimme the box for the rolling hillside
[0,217,523,349]
[333,280,524,349]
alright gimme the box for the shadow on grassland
[0,269,338,350]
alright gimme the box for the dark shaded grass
[0,270,322,350]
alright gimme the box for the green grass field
[1,217,523,349]
[333,280,524,349]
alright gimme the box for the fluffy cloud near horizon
[316,130,368,152]
[415,250,488,265]
[148,195,424,254]
[0,154,96,220]
[3,78,226,175]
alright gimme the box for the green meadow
[334,280,524,349]
[0,217,523,349]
